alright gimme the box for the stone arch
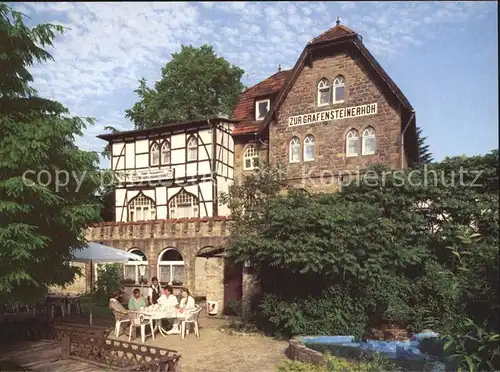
[157,247,185,285]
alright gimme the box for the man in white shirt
[158,286,178,311]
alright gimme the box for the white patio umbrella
[71,242,143,324]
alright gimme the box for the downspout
[400,110,415,169]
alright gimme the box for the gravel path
[110,316,288,372]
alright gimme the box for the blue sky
[12,1,498,168]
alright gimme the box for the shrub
[94,263,122,304]
[276,354,401,372]
[259,287,367,339]
[442,319,500,371]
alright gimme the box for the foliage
[0,5,102,303]
[94,263,122,303]
[224,151,499,355]
[125,45,245,128]
[276,353,401,372]
[416,126,434,165]
[259,288,367,339]
[442,319,500,372]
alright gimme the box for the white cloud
[11,1,492,163]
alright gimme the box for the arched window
[333,75,345,103]
[158,248,185,285]
[317,78,330,106]
[362,127,376,155]
[243,145,259,170]
[150,142,160,166]
[161,140,171,164]
[169,189,199,219]
[128,193,156,222]
[346,129,359,157]
[187,136,198,161]
[289,137,300,163]
[303,135,315,161]
[124,248,148,284]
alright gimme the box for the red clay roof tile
[309,24,357,45]
[232,70,292,122]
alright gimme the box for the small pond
[299,335,447,372]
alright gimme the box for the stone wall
[269,49,405,193]
[84,217,230,312]
[49,262,88,294]
[286,338,325,366]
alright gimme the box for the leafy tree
[224,151,499,340]
[125,45,245,129]
[416,126,434,165]
[0,5,102,302]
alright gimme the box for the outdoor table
[46,294,81,317]
[139,306,185,337]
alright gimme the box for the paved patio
[110,316,288,372]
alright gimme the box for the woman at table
[128,288,146,310]
[179,288,195,310]
[166,288,196,335]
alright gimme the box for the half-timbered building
[84,21,418,315]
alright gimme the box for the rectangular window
[291,146,300,162]
[188,148,197,161]
[319,90,329,106]
[347,139,358,156]
[363,137,376,155]
[305,145,314,161]
[151,152,160,166]
[334,86,345,102]
[255,99,270,120]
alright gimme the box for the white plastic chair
[128,311,154,343]
[110,308,131,337]
[180,305,202,339]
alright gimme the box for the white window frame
[169,189,199,219]
[243,145,259,170]
[187,136,198,161]
[289,137,301,163]
[150,142,160,166]
[333,75,346,104]
[161,140,171,164]
[346,129,359,157]
[317,78,330,107]
[123,249,148,284]
[157,248,185,284]
[303,135,315,162]
[128,194,156,222]
[255,99,270,121]
[362,127,376,155]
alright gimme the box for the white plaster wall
[125,143,134,168]
[136,139,148,154]
[136,153,148,168]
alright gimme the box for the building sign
[288,103,378,127]
[115,168,174,183]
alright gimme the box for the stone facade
[269,49,404,192]
[84,217,230,315]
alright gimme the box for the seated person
[166,288,196,335]
[158,285,178,310]
[128,288,146,310]
[179,287,196,310]
[109,290,130,321]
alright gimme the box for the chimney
[278,64,282,72]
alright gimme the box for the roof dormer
[255,98,270,121]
